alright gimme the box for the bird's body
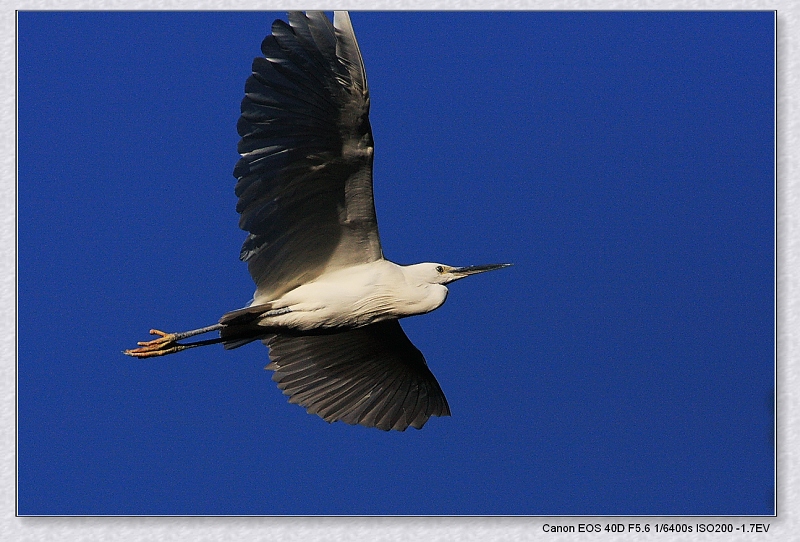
[125,11,509,431]
[248,261,449,332]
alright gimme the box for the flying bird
[125,11,510,431]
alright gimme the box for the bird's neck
[406,283,448,316]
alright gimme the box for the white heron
[125,11,510,431]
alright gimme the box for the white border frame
[7,2,792,541]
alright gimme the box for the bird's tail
[218,303,276,350]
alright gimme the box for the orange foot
[124,329,188,358]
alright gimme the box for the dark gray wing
[265,320,451,431]
[235,11,382,300]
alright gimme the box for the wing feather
[235,11,381,300]
[265,320,450,431]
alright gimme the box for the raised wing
[235,11,382,300]
[265,320,451,431]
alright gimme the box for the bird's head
[415,262,513,285]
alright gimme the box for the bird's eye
[436,266,444,273]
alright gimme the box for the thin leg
[124,323,224,358]
[263,307,291,317]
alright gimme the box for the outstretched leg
[124,324,224,358]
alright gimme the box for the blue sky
[17,11,774,515]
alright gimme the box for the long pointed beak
[452,263,513,278]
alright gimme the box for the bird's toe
[124,329,181,357]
